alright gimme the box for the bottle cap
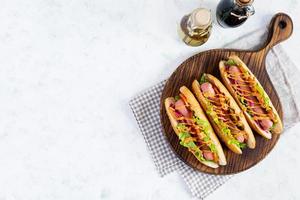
[188,8,211,30]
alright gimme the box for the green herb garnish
[174,95,180,101]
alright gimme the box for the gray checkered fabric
[130,81,182,176]
[179,165,233,199]
[129,29,300,199]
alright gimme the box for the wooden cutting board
[160,13,293,175]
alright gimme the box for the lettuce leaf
[199,74,207,84]
[221,126,231,135]
[205,102,220,125]
[194,150,206,161]
[176,124,206,161]
[228,139,247,149]
[203,136,210,142]
[178,132,190,140]
[180,140,197,148]
[225,59,236,66]
[193,116,209,129]
[255,83,271,110]
[177,123,188,133]
[193,116,216,153]
[269,123,276,132]
[209,143,217,153]
[206,106,246,149]
[239,95,247,106]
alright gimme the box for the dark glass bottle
[216,0,255,28]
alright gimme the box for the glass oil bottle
[178,8,212,47]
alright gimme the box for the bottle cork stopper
[240,0,250,3]
[237,0,253,5]
[189,8,211,29]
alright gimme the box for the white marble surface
[0,0,300,199]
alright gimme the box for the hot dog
[219,55,283,139]
[165,86,227,168]
[192,74,256,154]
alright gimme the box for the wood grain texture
[160,13,293,175]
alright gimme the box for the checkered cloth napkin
[129,29,300,199]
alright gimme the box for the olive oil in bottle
[216,0,255,28]
[178,8,212,47]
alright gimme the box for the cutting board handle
[259,13,293,55]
